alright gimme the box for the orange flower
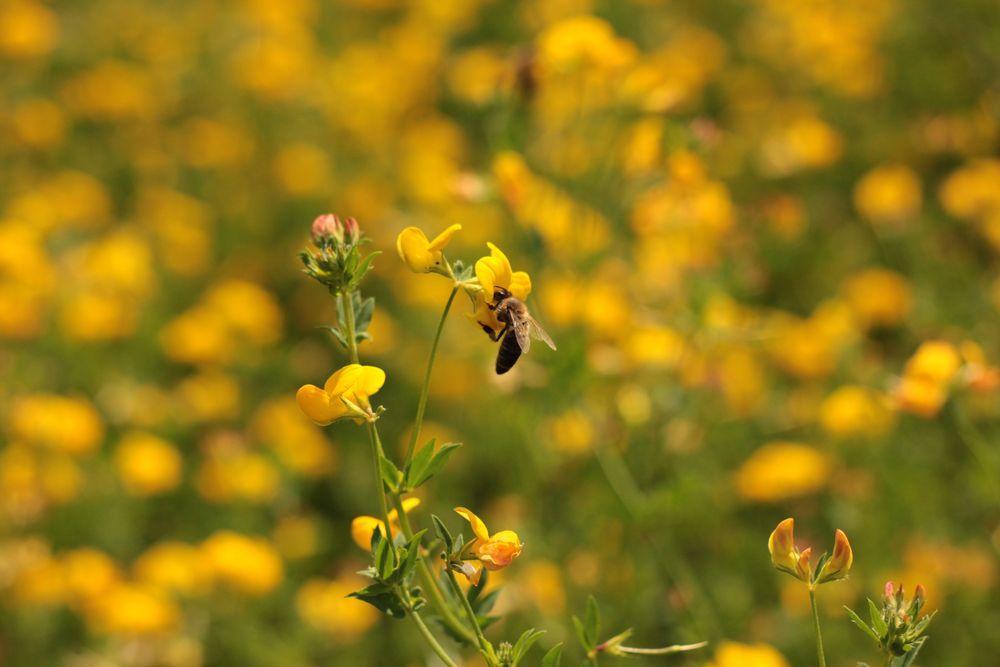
[454,507,523,584]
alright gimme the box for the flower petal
[356,365,387,398]
[351,515,385,550]
[454,507,491,543]
[296,384,347,425]
[509,271,532,300]
[324,364,363,394]
[396,227,437,272]
[426,224,462,252]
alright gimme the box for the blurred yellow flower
[86,582,180,636]
[114,432,183,496]
[819,385,896,440]
[396,224,462,273]
[201,531,284,596]
[854,164,922,226]
[841,268,912,330]
[296,364,386,425]
[351,498,421,549]
[9,394,105,456]
[61,548,122,605]
[454,507,523,584]
[705,641,790,667]
[133,541,214,597]
[904,340,961,384]
[252,397,337,477]
[10,98,67,148]
[274,515,320,560]
[196,449,279,504]
[734,442,832,503]
[296,574,379,641]
[0,0,58,58]
[535,15,637,77]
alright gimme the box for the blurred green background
[1,0,999,665]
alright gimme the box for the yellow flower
[454,507,523,584]
[133,541,214,597]
[705,641,790,667]
[296,574,379,641]
[351,498,421,549]
[768,518,853,586]
[86,583,181,636]
[854,164,922,226]
[471,242,532,335]
[734,442,832,503]
[396,224,462,273]
[296,364,386,425]
[819,385,897,440]
[114,432,183,496]
[201,531,284,596]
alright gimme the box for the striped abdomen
[495,329,523,374]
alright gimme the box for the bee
[480,286,556,374]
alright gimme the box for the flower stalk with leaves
[298,216,705,667]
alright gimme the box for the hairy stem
[409,609,459,667]
[809,588,827,667]
[404,285,459,464]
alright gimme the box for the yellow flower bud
[816,529,853,583]
[396,224,461,273]
[768,518,799,576]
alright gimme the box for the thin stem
[445,569,498,666]
[618,641,708,655]
[409,609,460,667]
[404,286,459,464]
[342,289,392,535]
[809,588,827,667]
[390,490,476,645]
[884,653,894,667]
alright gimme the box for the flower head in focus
[469,242,532,337]
[396,224,461,275]
[846,582,935,659]
[452,506,523,584]
[300,213,373,295]
[768,518,852,588]
[296,364,386,425]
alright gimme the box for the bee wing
[527,317,557,350]
[512,316,531,353]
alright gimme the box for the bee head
[493,286,512,303]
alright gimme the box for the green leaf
[352,251,381,288]
[408,442,462,489]
[572,616,592,652]
[349,583,407,618]
[511,628,545,664]
[895,637,927,667]
[584,595,600,648]
[379,455,403,492]
[540,644,563,667]
[844,606,880,644]
[374,532,396,580]
[867,598,888,636]
[391,529,427,584]
[318,324,348,349]
[431,514,453,554]
[404,438,436,489]
[473,588,501,615]
[354,295,376,339]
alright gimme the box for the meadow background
[2,0,999,665]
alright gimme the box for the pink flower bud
[311,213,344,243]
[343,216,360,242]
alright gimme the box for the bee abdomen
[495,331,523,374]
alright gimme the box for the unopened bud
[311,213,344,244]
[343,216,360,242]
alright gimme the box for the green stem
[342,289,392,535]
[809,588,827,667]
[404,286,459,464]
[445,569,498,666]
[409,609,460,667]
[884,653,893,667]
[390,490,477,645]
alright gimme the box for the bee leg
[481,323,507,342]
